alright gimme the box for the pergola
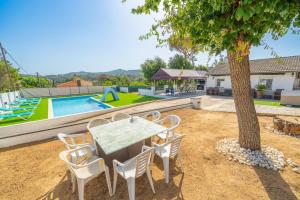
[152,68,207,81]
[152,68,207,92]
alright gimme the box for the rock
[216,138,286,171]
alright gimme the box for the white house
[207,55,300,92]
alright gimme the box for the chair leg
[71,173,76,193]
[113,168,118,195]
[162,157,170,184]
[77,179,85,200]
[104,166,113,196]
[146,169,155,194]
[126,178,135,200]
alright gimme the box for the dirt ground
[1,108,300,200]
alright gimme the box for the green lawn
[97,92,161,107]
[0,98,48,127]
[254,99,282,107]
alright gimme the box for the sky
[1,0,300,75]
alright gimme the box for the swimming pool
[51,96,111,117]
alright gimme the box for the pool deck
[201,96,300,116]
[48,99,54,119]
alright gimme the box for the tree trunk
[227,50,261,150]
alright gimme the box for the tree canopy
[168,54,194,70]
[0,60,20,92]
[168,33,201,64]
[140,57,166,81]
[20,76,51,88]
[133,1,300,56]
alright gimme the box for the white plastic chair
[58,133,96,162]
[155,115,181,142]
[152,134,184,183]
[141,111,161,122]
[112,112,131,121]
[86,118,110,154]
[87,117,110,130]
[59,146,112,200]
[113,146,155,200]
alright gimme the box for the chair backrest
[87,117,110,130]
[168,134,184,158]
[112,112,131,121]
[159,115,181,132]
[134,147,154,178]
[59,146,94,171]
[142,111,161,122]
[57,133,87,150]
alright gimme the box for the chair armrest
[142,145,152,152]
[151,142,161,148]
[113,159,126,176]
[68,145,93,156]
[113,159,124,168]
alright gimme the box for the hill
[45,69,143,83]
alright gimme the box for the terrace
[1,108,300,200]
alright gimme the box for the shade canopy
[152,68,207,80]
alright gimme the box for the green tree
[168,33,201,65]
[168,54,194,70]
[140,57,166,82]
[195,65,208,72]
[21,76,51,88]
[132,0,300,150]
[0,60,20,92]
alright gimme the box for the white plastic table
[89,116,167,155]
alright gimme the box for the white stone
[216,138,286,171]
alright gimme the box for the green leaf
[235,7,251,21]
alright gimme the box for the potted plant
[256,84,266,99]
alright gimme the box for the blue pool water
[52,96,111,117]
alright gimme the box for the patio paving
[201,96,300,116]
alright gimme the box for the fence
[0,91,20,107]
[20,86,104,98]
[138,87,155,96]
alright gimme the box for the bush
[256,84,266,91]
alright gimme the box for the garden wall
[20,86,104,98]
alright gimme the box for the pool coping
[48,99,54,119]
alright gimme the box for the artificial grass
[0,98,48,127]
[254,99,282,107]
[97,92,161,107]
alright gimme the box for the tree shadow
[254,167,298,200]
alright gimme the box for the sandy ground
[1,108,300,200]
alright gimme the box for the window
[216,79,225,87]
[259,79,273,90]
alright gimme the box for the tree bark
[227,50,261,150]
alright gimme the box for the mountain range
[45,69,143,83]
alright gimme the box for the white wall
[207,75,232,88]
[207,73,296,91]
[120,87,129,93]
[20,86,104,98]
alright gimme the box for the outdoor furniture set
[58,110,184,200]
